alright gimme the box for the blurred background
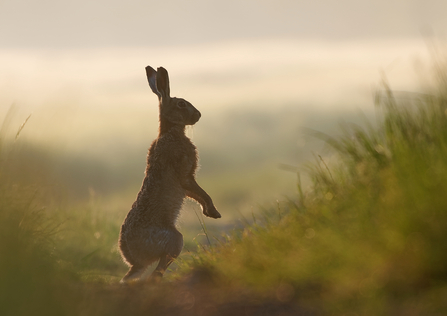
[1,0,446,241]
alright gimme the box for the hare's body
[119,66,220,283]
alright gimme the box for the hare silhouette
[118,66,221,283]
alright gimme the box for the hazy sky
[0,0,446,48]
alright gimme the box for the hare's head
[146,66,201,126]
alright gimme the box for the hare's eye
[177,101,186,108]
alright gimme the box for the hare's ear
[155,67,170,99]
[145,66,161,98]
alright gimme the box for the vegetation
[177,76,447,314]
[1,67,447,315]
[0,109,79,315]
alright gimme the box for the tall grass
[176,75,447,314]
[0,108,79,316]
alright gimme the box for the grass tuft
[176,71,447,315]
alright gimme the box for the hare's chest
[148,137,198,172]
[179,141,198,170]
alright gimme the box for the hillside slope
[171,77,447,315]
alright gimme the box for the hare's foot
[120,265,146,284]
[203,205,221,219]
[147,254,177,283]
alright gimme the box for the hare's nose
[192,110,201,123]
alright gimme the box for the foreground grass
[175,79,447,315]
[2,70,447,315]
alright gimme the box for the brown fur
[118,66,221,283]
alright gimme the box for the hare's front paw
[203,205,221,219]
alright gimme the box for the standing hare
[118,66,221,283]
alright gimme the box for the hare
[118,66,221,283]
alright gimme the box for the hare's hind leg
[119,231,147,283]
[148,229,183,282]
[148,254,175,283]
